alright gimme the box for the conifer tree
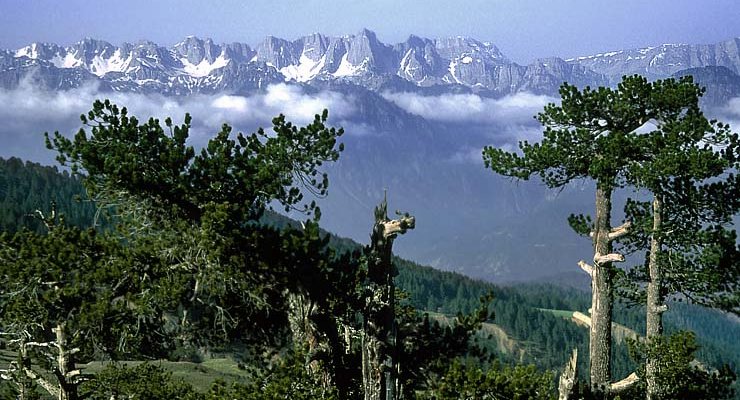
[616,76,740,400]
[484,77,656,392]
[485,75,740,397]
[43,100,350,378]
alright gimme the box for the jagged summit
[566,37,740,82]
[3,31,740,97]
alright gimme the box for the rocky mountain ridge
[10,30,739,98]
[4,31,740,282]
[567,38,740,82]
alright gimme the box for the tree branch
[653,304,668,314]
[558,348,578,400]
[578,260,594,278]
[379,215,415,239]
[22,366,60,398]
[594,252,625,264]
[608,221,632,240]
[610,372,639,393]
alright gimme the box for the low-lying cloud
[0,80,356,164]
[381,91,556,124]
[718,97,740,129]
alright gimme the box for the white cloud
[449,146,485,164]
[338,121,377,137]
[722,97,740,117]
[0,79,356,163]
[381,91,556,124]
[717,98,740,132]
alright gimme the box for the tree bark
[558,348,578,400]
[590,185,614,392]
[646,195,664,400]
[54,323,78,400]
[362,200,414,400]
[362,226,396,400]
[286,290,333,384]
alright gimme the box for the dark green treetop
[616,77,740,314]
[42,100,349,350]
[483,76,660,190]
[46,99,344,223]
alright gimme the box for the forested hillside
[3,74,740,399]
[1,155,737,399]
[0,157,95,232]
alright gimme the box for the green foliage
[627,331,736,400]
[395,292,494,396]
[613,76,740,314]
[80,363,201,400]
[395,262,595,373]
[41,100,349,350]
[46,99,343,222]
[204,351,338,400]
[419,359,556,400]
[483,76,662,190]
[0,157,96,233]
[3,102,351,397]
[0,226,167,360]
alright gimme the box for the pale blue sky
[1,0,739,63]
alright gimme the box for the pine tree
[484,76,657,392]
[41,100,354,387]
[616,76,740,400]
[484,75,740,397]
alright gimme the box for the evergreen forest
[0,76,738,400]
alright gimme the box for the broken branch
[594,252,625,264]
[578,261,594,278]
[608,221,632,240]
[379,216,415,239]
[610,372,639,393]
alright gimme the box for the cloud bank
[381,91,556,124]
[0,80,356,164]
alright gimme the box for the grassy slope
[80,358,251,392]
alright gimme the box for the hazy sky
[1,0,739,63]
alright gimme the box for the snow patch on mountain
[15,44,39,59]
[447,60,462,84]
[280,54,326,82]
[333,54,365,77]
[181,54,229,77]
[88,49,132,76]
[50,53,83,69]
[399,49,415,76]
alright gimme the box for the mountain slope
[3,32,740,282]
[0,30,608,96]
[567,38,740,83]
[1,156,737,383]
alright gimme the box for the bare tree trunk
[361,199,414,400]
[646,196,666,400]
[558,348,578,400]
[362,325,384,400]
[54,323,78,400]
[590,185,614,392]
[18,344,29,400]
[362,229,396,400]
[287,290,329,379]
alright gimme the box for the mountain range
[3,30,740,100]
[3,30,740,283]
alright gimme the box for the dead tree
[0,324,85,400]
[362,197,415,400]
[558,348,578,400]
